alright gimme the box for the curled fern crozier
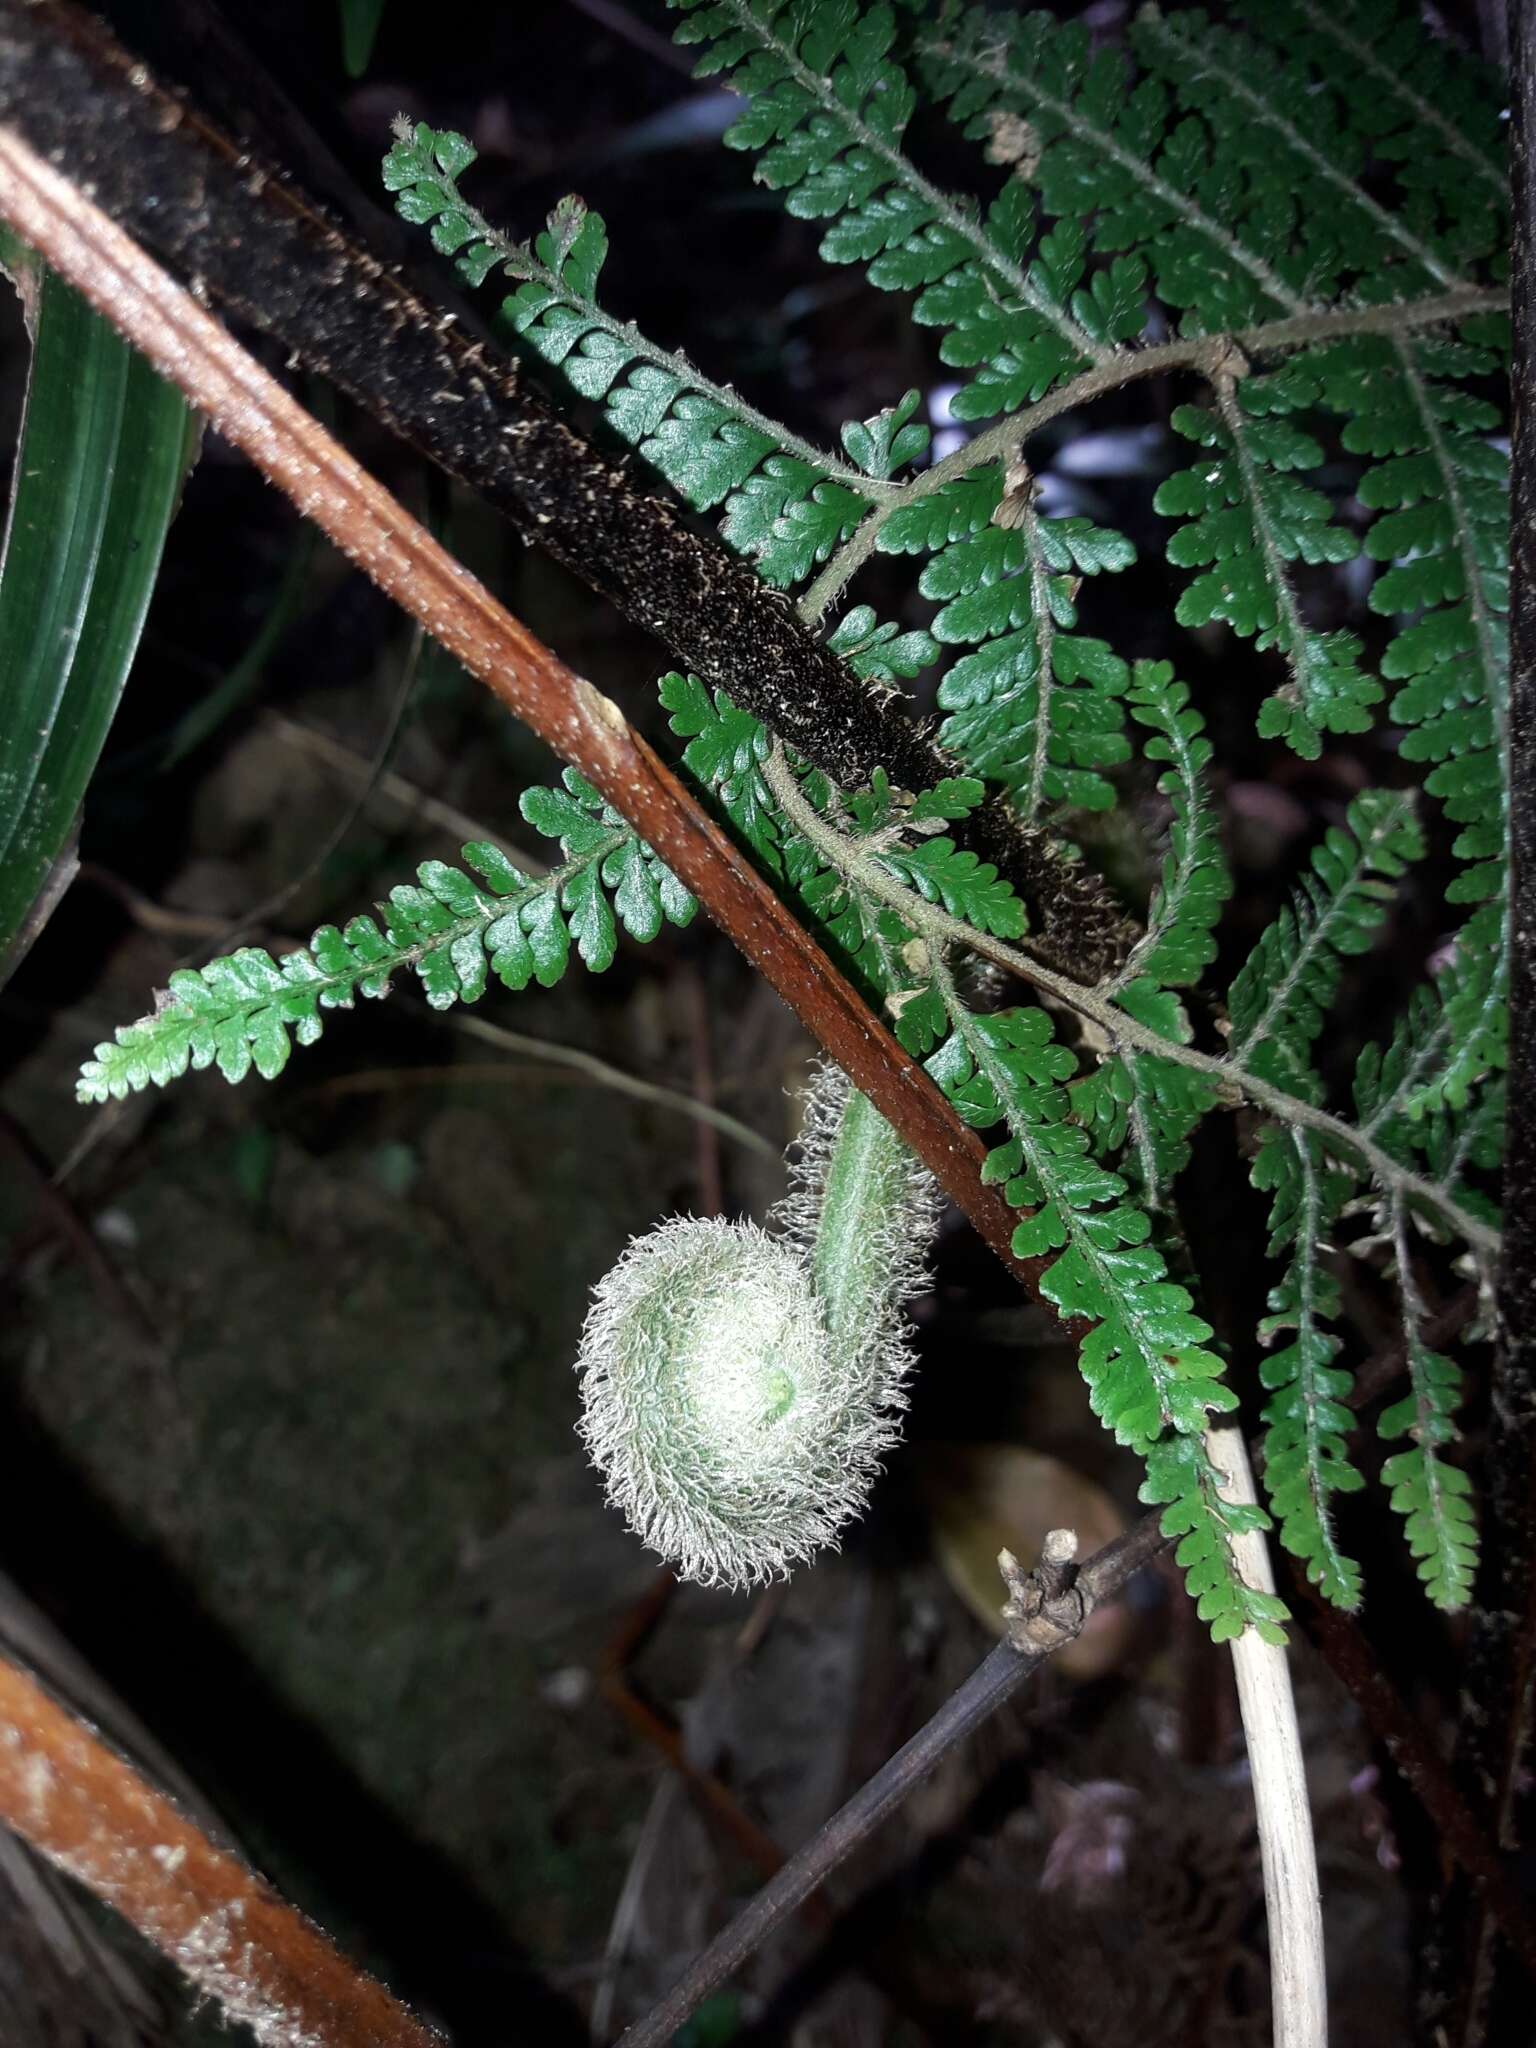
[576,1075,935,1586]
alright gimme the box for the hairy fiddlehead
[575,1071,937,1586]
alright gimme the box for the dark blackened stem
[0,117,1072,1307]
[0,0,1131,981]
[1444,2,1536,2037]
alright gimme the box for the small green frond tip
[76,775,695,1103]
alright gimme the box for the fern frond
[1070,663,1230,1208]
[917,8,1312,328]
[899,465,1136,819]
[362,0,1511,1639]
[657,667,960,1026]
[657,668,791,876]
[1076,1046,1219,1213]
[876,468,1007,555]
[77,773,695,1100]
[913,3,1505,765]
[1418,911,1509,1123]
[1354,955,1505,1208]
[1155,377,1378,758]
[1432,1090,1505,1233]
[1141,1434,1289,1646]
[927,972,1282,1639]
[1354,984,1453,1152]
[1254,0,1505,218]
[1303,319,1511,1121]
[1326,330,1510,894]
[1119,660,1230,987]
[930,998,1223,1430]
[879,836,1025,939]
[1380,1196,1478,1608]
[1253,1129,1364,1609]
[1381,1426,1478,1611]
[672,0,1113,421]
[825,601,940,688]
[1378,352,1508,1117]
[1228,790,1422,1094]
[1132,6,1485,297]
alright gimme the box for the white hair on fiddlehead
[574,1067,938,1588]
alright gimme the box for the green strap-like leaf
[340,0,389,78]
[0,242,195,978]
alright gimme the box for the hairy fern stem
[800,288,1506,624]
[763,748,1498,1262]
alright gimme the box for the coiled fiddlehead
[575,1071,937,1586]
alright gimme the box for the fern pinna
[85,0,1507,1636]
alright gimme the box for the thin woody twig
[263,712,540,868]
[0,1653,443,2048]
[614,1511,1170,2048]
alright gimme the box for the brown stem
[0,1653,443,2048]
[614,1511,1170,2048]
[0,114,1080,1301]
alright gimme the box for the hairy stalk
[764,747,1499,1258]
[801,289,1507,620]
[576,1075,935,1585]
